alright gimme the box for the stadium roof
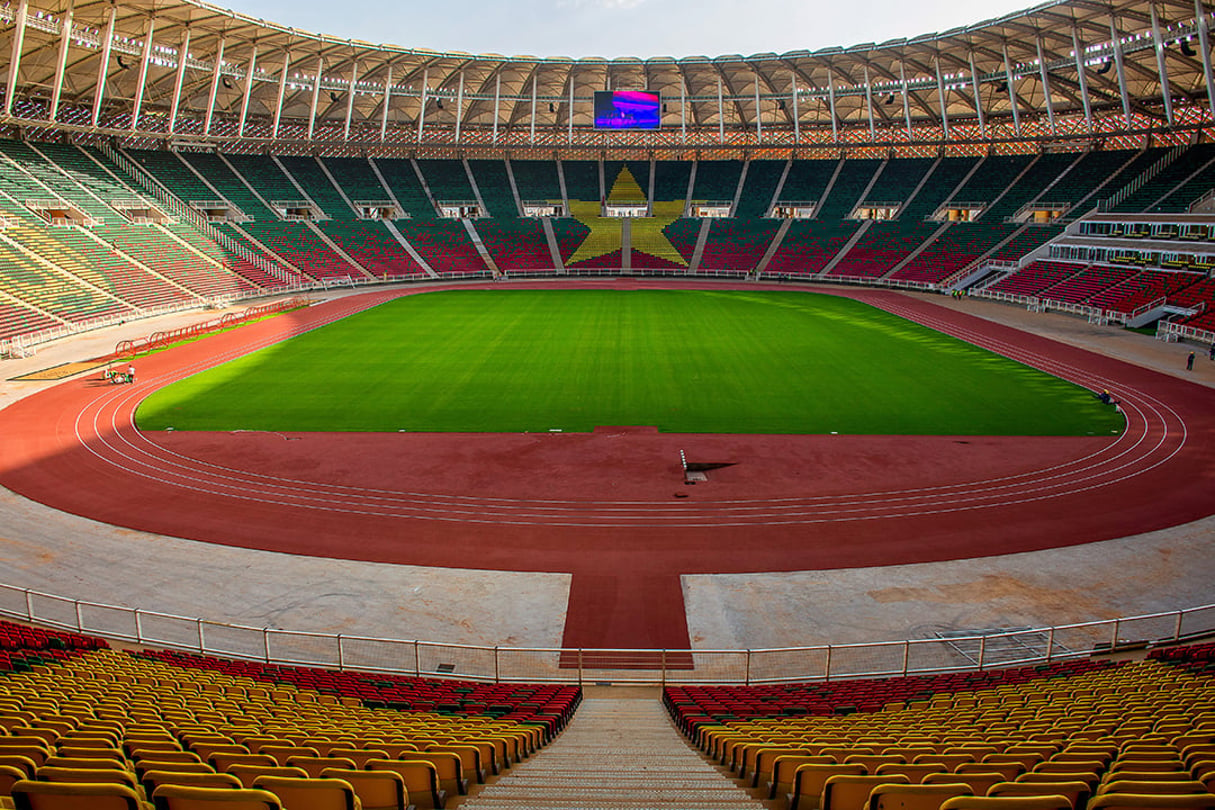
[1,0,1213,150]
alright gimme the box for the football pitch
[135,289,1125,436]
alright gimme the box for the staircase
[461,696,766,810]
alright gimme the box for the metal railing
[4,582,1209,686]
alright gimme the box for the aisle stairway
[462,695,767,809]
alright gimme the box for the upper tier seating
[691,160,744,204]
[949,155,1035,210]
[815,159,883,221]
[651,161,693,206]
[982,153,1079,222]
[900,157,980,222]
[779,160,837,208]
[868,158,934,210]
[417,160,475,202]
[510,160,563,204]
[276,156,354,220]
[1114,145,1215,213]
[735,160,787,218]
[367,159,436,219]
[1036,150,1139,210]
[321,157,394,206]
[467,160,518,218]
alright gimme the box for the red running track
[2,283,1213,652]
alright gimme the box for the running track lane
[1,283,1213,652]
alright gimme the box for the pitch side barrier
[0,582,1210,686]
[110,297,311,360]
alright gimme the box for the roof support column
[492,72,500,142]
[238,43,258,137]
[90,4,116,126]
[753,74,762,141]
[716,76,724,143]
[379,63,392,141]
[968,51,985,135]
[130,17,155,130]
[453,69,463,143]
[344,60,359,140]
[5,0,29,117]
[1002,43,1020,137]
[1194,0,1215,121]
[1109,14,1133,128]
[272,50,289,139]
[1071,27,1093,131]
[529,72,537,144]
[791,71,800,143]
[1036,36,1056,134]
[1149,3,1174,126]
[307,56,322,140]
[417,68,428,142]
[168,28,190,134]
[899,61,911,137]
[48,0,75,123]
[203,35,226,136]
[568,70,575,143]
[933,56,949,140]
[827,66,838,141]
[864,64,875,140]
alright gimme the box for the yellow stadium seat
[149,784,283,810]
[250,776,359,810]
[320,769,406,810]
[11,779,143,810]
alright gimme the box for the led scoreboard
[593,90,661,130]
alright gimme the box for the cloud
[556,0,647,9]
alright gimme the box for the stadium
[0,0,1214,805]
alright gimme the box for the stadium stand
[275,156,355,219]
[815,159,883,221]
[829,221,942,278]
[778,160,838,211]
[984,261,1090,298]
[416,160,476,203]
[764,220,862,277]
[735,160,787,218]
[395,220,490,275]
[366,159,437,220]
[691,160,745,205]
[697,218,782,272]
[651,161,693,207]
[473,218,555,271]
[899,157,981,222]
[560,161,601,203]
[510,160,563,205]
[467,160,518,218]
[893,224,1020,285]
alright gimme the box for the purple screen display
[593,91,661,130]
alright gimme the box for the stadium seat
[10,779,143,810]
[150,784,284,810]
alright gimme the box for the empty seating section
[125,149,222,207]
[395,221,489,275]
[604,161,650,202]
[697,218,781,272]
[894,224,1020,284]
[1169,277,1215,314]
[222,155,302,212]
[275,157,354,219]
[829,221,940,278]
[416,160,474,202]
[1086,269,1205,314]
[561,161,601,202]
[241,222,359,280]
[472,219,554,271]
[0,141,121,224]
[868,158,933,209]
[776,160,836,208]
[163,224,283,289]
[1152,154,1215,213]
[321,157,393,205]
[180,153,275,219]
[950,155,1034,212]
[984,154,1079,221]
[1114,145,1215,212]
[987,226,1063,263]
[0,618,578,809]
[816,159,883,221]
[661,218,702,265]
[38,144,146,210]
[0,229,131,323]
[651,161,692,205]
[509,160,562,204]
[735,160,787,218]
[315,220,426,278]
[1037,150,1138,208]
[468,160,517,217]
[0,300,59,342]
[691,160,743,204]
[763,221,861,276]
[1035,265,1139,304]
[550,219,592,265]
[900,157,979,221]
[985,262,1086,297]
[370,158,436,219]
[94,225,254,299]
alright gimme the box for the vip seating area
[667,648,1215,810]
[0,619,578,809]
[2,140,1215,348]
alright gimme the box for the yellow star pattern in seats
[566,166,687,266]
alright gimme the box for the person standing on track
[1186,352,1195,371]
[127,364,136,383]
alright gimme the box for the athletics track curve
[2,283,1213,651]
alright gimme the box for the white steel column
[272,50,289,138]
[1150,3,1174,125]
[753,74,762,140]
[1109,15,1133,128]
[1194,0,1215,121]
[491,72,500,142]
[307,56,322,140]
[416,68,428,142]
[1072,27,1093,130]
[203,35,226,136]
[827,66,838,141]
[864,64,875,140]
[1036,36,1056,134]
[791,72,800,143]
[1002,43,1021,136]
[379,62,392,140]
[90,4,116,125]
[238,43,258,136]
[934,55,949,139]
[568,69,575,142]
[168,27,190,134]
[130,17,155,129]
[48,0,75,122]
[529,72,537,144]
[4,0,29,117]
[968,51,985,135]
[453,69,463,142]
[900,61,912,137]
[717,76,724,143]
[344,60,358,140]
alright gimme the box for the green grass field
[135,290,1125,436]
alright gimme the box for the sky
[221,0,1039,60]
